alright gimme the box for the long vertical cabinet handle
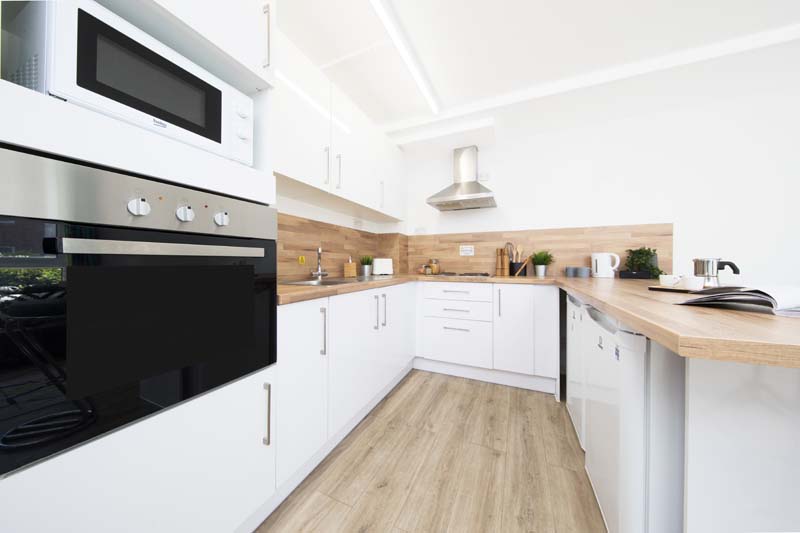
[498,288,502,317]
[262,3,271,68]
[382,294,387,326]
[374,295,380,330]
[336,154,343,189]
[320,307,327,355]
[324,147,330,184]
[262,382,272,446]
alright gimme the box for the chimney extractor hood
[426,145,496,211]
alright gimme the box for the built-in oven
[0,144,276,477]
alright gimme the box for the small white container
[678,276,705,291]
[535,265,547,277]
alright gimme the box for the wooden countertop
[278,275,800,368]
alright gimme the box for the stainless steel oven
[0,144,276,477]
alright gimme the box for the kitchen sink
[283,278,358,286]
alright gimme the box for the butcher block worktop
[278,275,800,368]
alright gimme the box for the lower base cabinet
[328,284,414,438]
[0,366,277,533]
[276,297,329,487]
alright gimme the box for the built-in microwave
[2,0,254,165]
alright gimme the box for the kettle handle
[718,261,740,275]
[610,253,621,271]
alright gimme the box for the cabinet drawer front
[422,299,492,322]
[420,317,492,369]
[422,282,492,302]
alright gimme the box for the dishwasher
[582,304,685,533]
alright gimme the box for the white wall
[402,40,800,285]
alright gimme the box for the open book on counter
[679,286,800,317]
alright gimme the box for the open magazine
[679,286,800,317]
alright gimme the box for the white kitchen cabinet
[380,284,415,382]
[493,284,535,374]
[152,0,274,82]
[566,294,586,448]
[275,298,329,487]
[420,317,494,368]
[328,287,382,436]
[330,84,377,209]
[0,367,277,533]
[270,32,406,220]
[98,0,275,92]
[377,138,407,220]
[533,286,560,378]
[271,31,333,190]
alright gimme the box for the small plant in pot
[359,255,374,277]
[531,251,554,278]
[621,247,664,279]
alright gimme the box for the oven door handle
[58,238,265,258]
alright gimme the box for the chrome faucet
[311,247,328,278]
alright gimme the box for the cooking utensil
[513,256,530,276]
[693,258,740,288]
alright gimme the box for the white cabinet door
[330,84,378,209]
[493,284,535,374]
[153,0,273,80]
[420,317,493,368]
[271,75,332,190]
[380,284,414,379]
[328,288,381,436]
[270,31,333,190]
[376,137,406,219]
[533,286,560,378]
[276,298,329,487]
[0,367,277,533]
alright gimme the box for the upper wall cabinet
[271,30,406,221]
[97,0,275,92]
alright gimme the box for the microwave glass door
[76,9,222,143]
[0,216,276,477]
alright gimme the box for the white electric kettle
[591,252,620,278]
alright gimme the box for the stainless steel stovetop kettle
[693,258,740,288]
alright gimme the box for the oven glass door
[0,216,276,477]
[76,9,222,143]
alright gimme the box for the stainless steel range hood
[426,146,496,211]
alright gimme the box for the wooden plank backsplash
[407,223,673,275]
[278,213,379,279]
[278,213,672,279]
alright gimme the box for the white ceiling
[279,0,800,129]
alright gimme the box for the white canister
[591,252,621,278]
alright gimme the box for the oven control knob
[213,211,230,227]
[127,198,151,216]
[236,106,249,119]
[176,205,195,222]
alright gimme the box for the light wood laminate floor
[257,370,605,533]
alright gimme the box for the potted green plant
[531,251,554,277]
[621,247,664,279]
[359,255,374,277]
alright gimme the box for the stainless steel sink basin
[283,278,356,287]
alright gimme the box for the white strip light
[275,70,352,134]
[370,0,441,115]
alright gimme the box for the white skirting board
[413,357,558,399]
[235,360,414,532]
